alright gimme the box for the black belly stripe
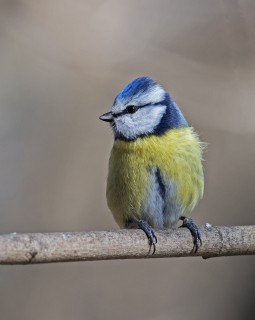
[155,168,165,199]
[155,167,166,217]
[157,168,176,228]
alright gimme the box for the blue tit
[100,76,204,254]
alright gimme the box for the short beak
[99,111,113,122]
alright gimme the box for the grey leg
[126,219,157,255]
[180,216,202,253]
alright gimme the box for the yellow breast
[106,127,204,227]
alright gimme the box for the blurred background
[0,0,255,319]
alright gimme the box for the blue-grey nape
[153,93,188,136]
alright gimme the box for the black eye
[126,105,138,114]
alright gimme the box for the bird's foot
[137,220,157,255]
[179,216,202,253]
[126,220,157,255]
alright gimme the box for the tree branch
[0,225,254,265]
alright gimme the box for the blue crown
[117,76,157,102]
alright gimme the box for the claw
[180,216,202,253]
[126,219,157,255]
[137,220,157,255]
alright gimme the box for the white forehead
[112,85,165,113]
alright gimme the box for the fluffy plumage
[106,127,204,228]
[100,76,204,250]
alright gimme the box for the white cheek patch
[115,105,167,140]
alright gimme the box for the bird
[99,76,205,254]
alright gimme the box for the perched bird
[100,76,204,254]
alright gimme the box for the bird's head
[99,76,188,141]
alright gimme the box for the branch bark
[0,225,254,265]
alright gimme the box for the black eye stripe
[112,105,139,118]
[112,100,166,118]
